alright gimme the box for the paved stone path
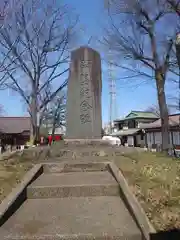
[0,159,142,240]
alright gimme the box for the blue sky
[0,0,177,123]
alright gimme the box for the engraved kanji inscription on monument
[79,60,92,124]
[66,47,102,139]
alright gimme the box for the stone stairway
[0,162,142,240]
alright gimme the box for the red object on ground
[48,135,62,144]
[48,135,52,144]
[55,135,61,141]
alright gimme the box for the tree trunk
[30,92,38,145]
[52,109,61,142]
[52,120,56,142]
[155,70,169,151]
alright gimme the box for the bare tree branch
[145,103,175,117]
[167,0,180,16]
[0,0,79,142]
[102,0,178,150]
[0,104,5,116]
[41,90,66,138]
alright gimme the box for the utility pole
[108,50,117,134]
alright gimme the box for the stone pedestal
[66,47,102,139]
[64,139,111,147]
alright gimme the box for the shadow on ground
[150,228,180,240]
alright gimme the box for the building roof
[0,117,31,134]
[139,114,180,129]
[111,128,142,137]
[114,111,159,122]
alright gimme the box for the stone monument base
[64,139,111,147]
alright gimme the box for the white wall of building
[146,131,180,147]
[172,132,180,145]
[154,132,161,144]
[127,136,134,146]
[48,126,66,135]
[136,134,146,146]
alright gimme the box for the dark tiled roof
[139,114,180,129]
[0,117,31,134]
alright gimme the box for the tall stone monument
[66,47,102,139]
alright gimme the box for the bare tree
[42,91,66,140]
[0,1,7,22]
[167,95,179,110]
[102,0,179,150]
[0,0,11,88]
[0,104,5,116]
[145,105,161,117]
[146,104,174,117]
[167,0,180,16]
[0,0,78,143]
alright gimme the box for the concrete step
[43,162,109,173]
[27,171,120,198]
[0,197,142,240]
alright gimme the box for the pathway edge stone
[108,162,156,240]
[0,164,43,226]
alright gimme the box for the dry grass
[0,156,33,204]
[0,145,66,203]
[114,152,180,231]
